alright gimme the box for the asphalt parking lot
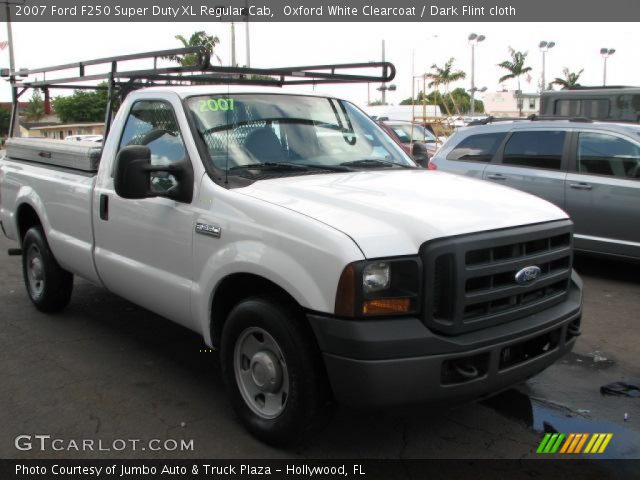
[0,233,638,461]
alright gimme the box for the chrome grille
[422,221,573,336]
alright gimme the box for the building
[483,90,540,117]
[19,122,104,139]
[364,104,443,121]
[1,101,104,140]
[19,122,60,138]
[0,101,28,112]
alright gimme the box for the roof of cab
[134,84,334,99]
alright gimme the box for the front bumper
[308,272,583,407]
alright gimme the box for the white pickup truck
[0,85,583,444]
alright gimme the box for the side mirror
[114,146,152,199]
[113,145,193,203]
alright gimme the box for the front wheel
[22,226,73,313]
[220,296,330,445]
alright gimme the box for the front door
[93,99,197,327]
[484,129,568,209]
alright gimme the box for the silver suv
[429,119,640,260]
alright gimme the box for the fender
[14,186,52,243]
[193,240,363,345]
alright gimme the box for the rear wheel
[22,226,73,312]
[220,296,330,445]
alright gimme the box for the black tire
[21,226,73,313]
[220,296,331,445]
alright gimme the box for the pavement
[0,233,638,460]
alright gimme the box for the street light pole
[4,2,14,74]
[470,41,475,115]
[230,22,236,66]
[4,1,19,136]
[381,39,386,105]
[244,0,251,67]
[468,33,485,116]
[541,49,545,91]
[538,41,555,91]
[600,47,615,86]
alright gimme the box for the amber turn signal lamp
[335,264,356,317]
[363,298,411,315]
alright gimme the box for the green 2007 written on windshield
[198,98,235,113]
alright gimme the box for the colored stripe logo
[537,433,613,454]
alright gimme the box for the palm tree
[550,68,583,90]
[164,31,222,67]
[497,47,533,116]
[425,58,466,115]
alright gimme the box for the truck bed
[0,154,100,285]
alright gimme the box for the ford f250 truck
[0,51,582,444]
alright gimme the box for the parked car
[1,54,583,445]
[377,120,438,167]
[429,119,640,260]
[540,86,640,123]
[376,120,421,164]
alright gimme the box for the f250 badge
[515,266,542,285]
[195,222,221,238]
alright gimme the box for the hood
[237,169,568,258]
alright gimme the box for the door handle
[569,182,592,191]
[99,194,109,220]
[487,173,507,180]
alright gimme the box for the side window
[446,132,507,162]
[119,101,186,165]
[391,127,412,144]
[555,99,580,117]
[118,101,186,193]
[502,131,566,170]
[577,132,640,179]
[582,99,610,119]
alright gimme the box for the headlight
[335,257,422,317]
[363,262,390,293]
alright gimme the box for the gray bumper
[308,275,582,407]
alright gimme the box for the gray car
[429,119,640,260]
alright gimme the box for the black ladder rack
[3,46,396,138]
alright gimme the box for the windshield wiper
[340,159,414,169]
[300,163,351,172]
[229,162,351,172]
[229,162,309,171]
[228,162,351,173]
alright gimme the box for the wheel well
[210,273,302,347]
[16,204,41,244]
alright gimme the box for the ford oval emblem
[515,266,542,285]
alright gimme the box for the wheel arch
[209,272,313,349]
[16,202,43,245]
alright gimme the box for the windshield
[186,94,415,176]
[389,124,437,144]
